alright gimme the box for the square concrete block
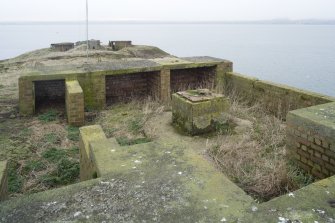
[172,89,229,135]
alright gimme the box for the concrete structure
[109,41,132,51]
[287,102,335,178]
[0,161,8,201]
[76,39,101,50]
[50,42,74,52]
[65,80,84,126]
[9,44,335,222]
[172,89,229,135]
[19,56,231,126]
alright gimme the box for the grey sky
[1,0,334,22]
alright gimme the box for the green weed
[39,158,79,187]
[8,161,23,193]
[38,110,58,122]
[43,133,60,144]
[23,159,46,174]
[42,148,67,162]
[67,126,79,141]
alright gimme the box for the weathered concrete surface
[0,160,8,201]
[1,129,254,222]
[223,72,335,118]
[243,175,335,222]
[65,80,84,126]
[79,125,106,181]
[172,90,230,135]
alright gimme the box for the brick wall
[34,79,65,108]
[170,66,216,93]
[65,80,85,126]
[105,72,159,105]
[287,102,335,179]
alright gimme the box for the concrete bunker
[170,66,216,93]
[50,42,74,52]
[105,71,161,105]
[34,79,66,112]
[108,41,132,51]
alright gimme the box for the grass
[1,116,80,196]
[38,110,58,122]
[95,98,164,145]
[67,126,80,141]
[208,94,314,201]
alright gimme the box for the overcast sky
[1,0,334,22]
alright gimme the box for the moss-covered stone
[172,90,230,135]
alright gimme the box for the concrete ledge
[287,102,335,178]
[66,80,84,126]
[244,175,335,222]
[89,138,121,177]
[0,161,8,201]
[79,125,107,181]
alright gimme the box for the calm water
[1,23,335,96]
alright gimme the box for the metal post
[86,0,89,61]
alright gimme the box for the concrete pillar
[159,68,171,103]
[66,80,85,126]
[77,74,106,110]
[215,61,233,93]
[79,125,106,181]
[19,77,35,115]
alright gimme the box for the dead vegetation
[0,110,80,197]
[208,93,314,201]
[95,97,165,145]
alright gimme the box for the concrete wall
[66,80,85,126]
[79,125,107,181]
[0,161,8,201]
[170,66,216,93]
[223,72,335,118]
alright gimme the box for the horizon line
[1,19,335,24]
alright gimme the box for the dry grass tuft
[208,94,313,201]
[96,97,165,142]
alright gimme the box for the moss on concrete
[243,175,335,222]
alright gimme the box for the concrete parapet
[223,72,335,118]
[65,80,85,126]
[287,102,335,179]
[79,125,107,181]
[0,161,8,201]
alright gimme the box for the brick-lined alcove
[34,79,66,112]
[105,71,160,105]
[170,66,216,93]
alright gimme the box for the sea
[1,23,335,96]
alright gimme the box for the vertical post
[86,0,89,61]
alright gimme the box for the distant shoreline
[1,20,335,25]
